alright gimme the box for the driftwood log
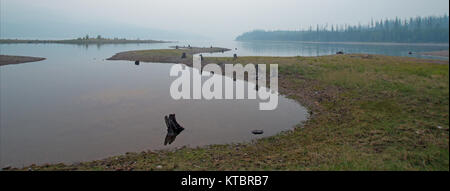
[164,114,185,145]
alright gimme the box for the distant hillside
[236,15,449,43]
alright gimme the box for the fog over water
[1,0,449,40]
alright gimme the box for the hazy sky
[1,0,449,40]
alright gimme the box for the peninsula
[107,46,231,65]
[0,55,46,66]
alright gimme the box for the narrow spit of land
[0,38,171,45]
[0,55,46,66]
[8,48,449,171]
[107,46,231,65]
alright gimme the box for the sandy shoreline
[419,50,449,57]
[0,55,46,66]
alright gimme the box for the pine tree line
[236,15,449,43]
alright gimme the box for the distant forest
[236,15,449,43]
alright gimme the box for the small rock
[252,130,264,135]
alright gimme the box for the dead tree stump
[256,64,259,90]
[164,114,185,145]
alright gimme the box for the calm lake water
[192,40,448,60]
[0,40,448,167]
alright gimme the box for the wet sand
[419,50,449,57]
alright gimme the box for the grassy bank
[14,52,449,171]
